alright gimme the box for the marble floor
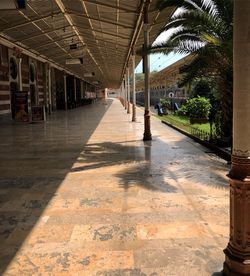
[0,99,230,275]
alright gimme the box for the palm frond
[157,0,202,11]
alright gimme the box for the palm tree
[149,0,233,144]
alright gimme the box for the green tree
[192,79,211,98]
[149,0,233,145]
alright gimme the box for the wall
[0,45,10,119]
[0,42,99,120]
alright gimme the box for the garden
[157,95,216,142]
[148,0,233,149]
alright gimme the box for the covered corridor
[0,99,229,275]
[1,0,250,275]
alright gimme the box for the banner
[31,106,45,122]
[14,91,29,122]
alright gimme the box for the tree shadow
[0,100,230,274]
[70,139,179,194]
[164,139,230,190]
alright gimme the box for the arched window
[29,63,36,83]
[10,57,18,80]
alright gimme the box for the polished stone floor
[0,99,229,275]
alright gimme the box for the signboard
[31,105,45,122]
[14,91,29,122]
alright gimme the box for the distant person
[155,103,163,116]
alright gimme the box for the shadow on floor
[0,100,112,274]
[0,100,229,274]
[70,136,229,193]
[70,139,178,193]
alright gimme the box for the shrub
[176,105,187,116]
[185,96,211,119]
[160,98,170,109]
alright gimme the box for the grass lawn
[157,114,213,135]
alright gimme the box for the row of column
[120,0,152,141]
[120,1,250,275]
[46,66,81,114]
[121,53,137,124]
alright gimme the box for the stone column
[104,88,108,99]
[143,0,152,141]
[124,76,127,110]
[124,79,126,108]
[127,67,131,114]
[74,77,77,104]
[17,57,22,91]
[132,51,136,122]
[120,83,123,106]
[63,73,67,110]
[80,81,83,99]
[48,66,52,114]
[223,1,250,275]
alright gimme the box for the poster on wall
[31,106,46,122]
[14,91,30,122]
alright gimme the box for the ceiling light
[84,72,95,77]
[0,0,26,10]
[66,58,83,65]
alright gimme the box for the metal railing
[161,115,215,142]
[190,126,212,141]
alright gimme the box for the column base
[124,101,127,110]
[223,168,250,276]
[143,111,152,141]
[143,133,152,141]
[224,246,250,275]
[132,104,136,122]
[127,102,131,114]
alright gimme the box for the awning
[0,0,174,88]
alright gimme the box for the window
[29,63,36,82]
[10,57,18,80]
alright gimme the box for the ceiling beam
[74,35,128,48]
[54,0,106,85]
[76,25,129,40]
[27,34,78,50]
[9,21,129,44]
[0,34,88,83]
[0,12,61,32]
[121,0,146,83]
[69,11,134,29]
[82,0,136,13]
[15,25,71,42]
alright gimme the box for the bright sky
[135,8,187,73]
[135,31,187,73]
